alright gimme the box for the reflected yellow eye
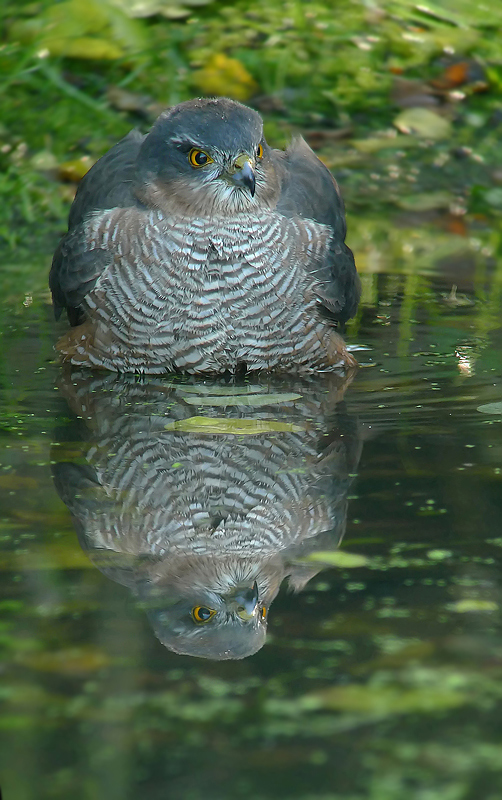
[191,606,216,624]
[261,606,267,620]
[188,149,213,168]
[256,143,264,159]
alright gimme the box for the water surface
[1,215,502,799]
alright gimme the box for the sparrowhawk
[52,369,360,659]
[50,97,360,375]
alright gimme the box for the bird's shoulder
[67,129,145,229]
[51,130,147,323]
[271,137,360,324]
[272,136,346,238]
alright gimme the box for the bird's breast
[66,208,346,373]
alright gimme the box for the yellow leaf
[164,416,303,435]
[447,600,498,613]
[18,647,111,676]
[304,550,370,568]
[394,108,451,140]
[0,475,39,490]
[45,35,124,59]
[10,0,145,59]
[307,684,466,715]
[191,53,258,101]
[58,156,95,182]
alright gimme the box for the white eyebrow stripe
[170,137,208,149]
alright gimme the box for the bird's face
[146,581,268,659]
[136,98,280,217]
[136,553,283,659]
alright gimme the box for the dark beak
[231,160,256,197]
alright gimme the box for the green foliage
[2,0,502,244]
[113,0,216,20]
[9,0,147,59]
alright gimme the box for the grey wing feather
[50,129,145,324]
[68,129,144,227]
[273,137,360,323]
[50,229,113,324]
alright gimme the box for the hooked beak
[228,155,256,197]
[230,581,259,620]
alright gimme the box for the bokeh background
[2,3,502,800]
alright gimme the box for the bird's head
[135,554,283,660]
[135,97,280,217]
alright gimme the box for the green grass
[2,0,502,250]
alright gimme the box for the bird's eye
[191,606,216,624]
[261,606,267,620]
[256,143,264,159]
[188,149,213,168]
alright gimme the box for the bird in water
[50,97,360,375]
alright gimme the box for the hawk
[50,97,360,375]
[52,370,361,659]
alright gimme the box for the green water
[1,213,502,799]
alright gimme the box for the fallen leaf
[10,0,146,59]
[307,683,466,714]
[394,107,451,139]
[111,0,214,19]
[58,156,95,182]
[447,600,498,613]
[477,402,502,414]
[0,475,39,490]
[396,191,453,211]
[30,150,59,172]
[351,134,417,153]
[483,188,502,208]
[164,416,304,435]
[391,77,438,109]
[18,647,111,675]
[304,550,370,568]
[181,393,301,407]
[191,53,258,101]
[106,86,152,114]
[431,60,485,90]
[44,35,124,59]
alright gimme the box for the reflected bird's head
[135,555,283,660]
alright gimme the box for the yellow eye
[189,149,213,168]
[261,606,267,620]
[257,143,264,159]
[191,606,216,624]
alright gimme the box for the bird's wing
[50,225,113,324]
[68,129,144,227]
[272,137,361,323]
[50,130,144,323]
[310,235,361,324]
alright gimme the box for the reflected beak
[231,581,259,620]
[228,155,256,197]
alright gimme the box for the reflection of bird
[53,371,361,660]
[50,97,360,375]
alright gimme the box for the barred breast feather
[56,208,356,374]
